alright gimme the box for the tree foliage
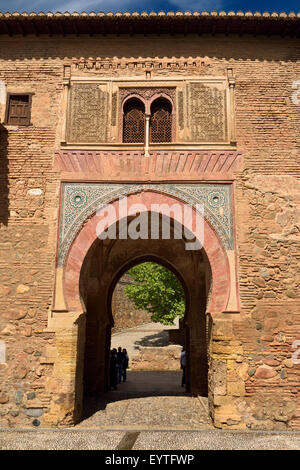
[124,262,185,325]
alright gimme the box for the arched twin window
[123,98,145,143]
[123,97,172,144]
[150,98,172,143]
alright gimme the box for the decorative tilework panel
[58,183,234,266]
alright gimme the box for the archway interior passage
[78,213,210,420]
[109,260,187,397]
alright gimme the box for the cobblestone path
[2,429,300,450]
[77,371,212,430]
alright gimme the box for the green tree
[124,262,185,325]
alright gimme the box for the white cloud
[0,0,225,12]
[50,0,137,12]
[53,0,106,12]
[55,0,225,12]
[0,0,133,12]
[168,0,224,11]
[0,0,46,11]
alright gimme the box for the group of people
[110,345,185,390]
[109,347,129,390]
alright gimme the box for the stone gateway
[0,11,299,430]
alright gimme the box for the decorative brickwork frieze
[72,58,209,73]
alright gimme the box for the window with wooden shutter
[150,98,172,143]
[123,98,145,143]
[6,94,31,126]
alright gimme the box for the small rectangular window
[6,94,31,126]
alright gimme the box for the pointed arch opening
[53,190,234,427]
[78,217,208,423]
[150,97,172,143]
[123,97,145,143]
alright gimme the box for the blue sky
[0,0,299,13]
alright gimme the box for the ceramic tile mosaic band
[58,183,234,267]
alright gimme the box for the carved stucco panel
[187,83,227,142]
[67,83,108,143]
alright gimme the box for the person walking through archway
[116,347,123,384]
[110,349,118,390]
[180,347,186,387]
[122,348,129,383]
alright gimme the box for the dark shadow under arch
[79,229,209,421]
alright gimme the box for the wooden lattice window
[150,98,172,143]
[6,94,32,126]
[123,98,145,143]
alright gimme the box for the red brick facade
[0,12,299,429]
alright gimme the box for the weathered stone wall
[0,51,61,426]
[208,176,300,429]
[131,345,181,371]
[111,276,152,334]
[0,34,299,429]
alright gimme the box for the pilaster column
[144,114,150,157]
[61,65,71,144]
[227,68,236,144]
[43,311,86,426]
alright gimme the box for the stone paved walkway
[3,371,299,450]
[78,371,212,430]
[1,429,300,450]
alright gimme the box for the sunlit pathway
[110,320,180,367]
[77,371,212,430]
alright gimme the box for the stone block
[24,408,44,417]
[227,381,246,397]
[255,365,277,379]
